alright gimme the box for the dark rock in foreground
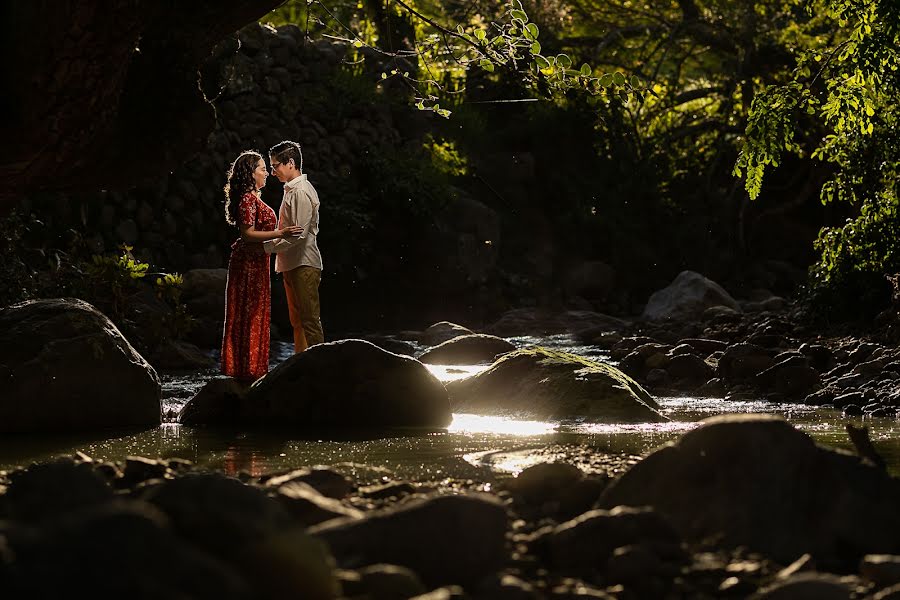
[598,414,900,569]
[0,298,161,433]
[310,494,508,587]
[447,347,666,422]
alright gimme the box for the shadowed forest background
[1,0,898,347]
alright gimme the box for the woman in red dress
[221,151,302,382]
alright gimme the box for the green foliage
[808,195,899,319]
[734,83,809,200]
[86,245,149,321]
[736,0,900,318]
[266,0,644,118]
[423,135,468,176]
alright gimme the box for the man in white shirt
[263,141,324,353]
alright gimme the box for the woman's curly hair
[224,151,263,226]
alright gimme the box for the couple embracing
[220,141,324,383]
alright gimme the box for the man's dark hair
[269,140,303,172]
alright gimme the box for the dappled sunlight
[463,448,562,476]
[447,413,557,435]
[424,363,490,382]
[565,420,698,436]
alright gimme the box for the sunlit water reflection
[4,337,900,479]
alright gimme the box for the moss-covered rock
[446,347,666,422]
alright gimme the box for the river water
[3,335,899,480]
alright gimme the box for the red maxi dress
[221,192,277,381]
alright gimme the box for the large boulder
[0,298,161,432]
[642,271,740,322]
[598,415,900,569]
[417,334,516,365]
[446,347,666,422]
[179,340,451,429]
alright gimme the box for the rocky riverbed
[2,414,900,599]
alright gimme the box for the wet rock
[799,343,834,372]
[507,463,583,501]
[505,463,606,519]
[874,585,900,599]
[677,338,728,355]
[353,563,428,599]
[311,494,507,586]
[646,368,670,387]
[532,506,682,574]
[717,343,776,381]
[411,586,470,599]
[666,353,714,384]
[749,572,852,599]
[178,377,246,426]
[2,458,113,522]
[418,334,516,365]
[120,456,170,488]
[360,335,420,357]
[833,391,866,409]
[756,357,822,399]
[3,501,251,599]
[264,466,353,499]
[447,348,667,422]
[475,573,540,599]
[182,340,452,429]
[642,271,741,322]
[697,378,727,398]
[776,553,816,579]
[861,555,900,587]
[606,544,671,583]
[274,481,363,527]
[804,386,836,406]
[359,481,419,500]
[0,298,161,432]
[142,472,339,599]
[419,322,475,346]
[619,343,671,375]
[597,415,900,569]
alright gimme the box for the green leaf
[475,29,486,41]
[510,9,528,21]
[613,71,626,85]
[381,72,387,79]
[599,73,614,87]
[525,23,539,40]
[352,39,363,48]
[479,59,495,72]
[530,41,541,55]
[534,54,551,70]
[630,74,641,88]
[580,63,591,77]
[556,53,572,68]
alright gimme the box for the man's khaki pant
[282,265,324,353]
